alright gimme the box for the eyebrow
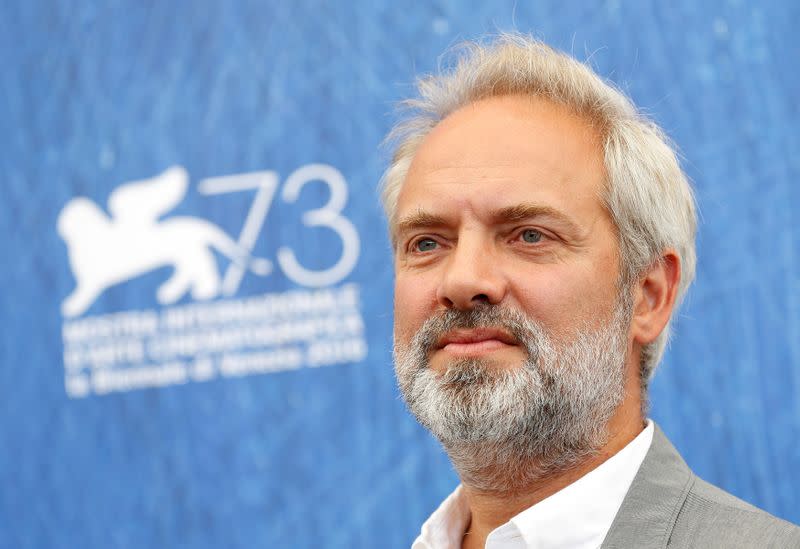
[393,203,581,238]
[394,210,450,237]
[491,204,581,232]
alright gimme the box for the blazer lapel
[601,424,695,548]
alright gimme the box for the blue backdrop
[1,1,799,547]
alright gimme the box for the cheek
[510,261,619,332]
[512,278,574,330]
[393,272,437,343]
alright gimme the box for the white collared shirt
[412,421,654,549]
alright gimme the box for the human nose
[436,236,508,310]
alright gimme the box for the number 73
[198,164,360,294]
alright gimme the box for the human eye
[518,228,543,243]
[411,237,439,253]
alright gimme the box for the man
[381,34,800,548]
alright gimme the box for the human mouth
[435,328,518,357]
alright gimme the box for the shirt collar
[413,421,654,549]
[413,484,471,549]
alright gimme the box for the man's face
[393,94,624,371]
[390,95,633,486]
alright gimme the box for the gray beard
[393,301,631,494]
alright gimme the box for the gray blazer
[601,424,800,548]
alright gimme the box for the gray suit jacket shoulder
[602,424,800,548]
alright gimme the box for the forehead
[394,95,607,231]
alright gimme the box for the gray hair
[380,33,697,385]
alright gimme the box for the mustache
[409,304,545,361]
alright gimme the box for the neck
[456,409,645,549]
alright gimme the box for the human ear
[630,250,681,346]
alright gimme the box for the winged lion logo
[58,166,271,318]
